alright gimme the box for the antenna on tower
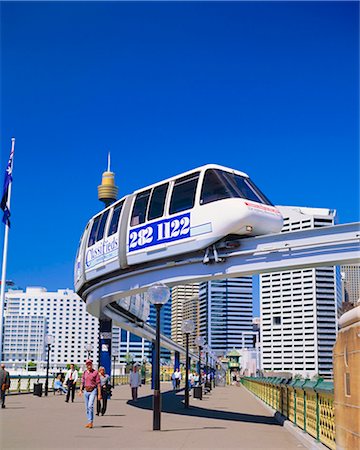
[107,152,111,172]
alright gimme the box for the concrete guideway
[1,383,307,449]
[85,222,360,317]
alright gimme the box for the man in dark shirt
[0,363,10,408]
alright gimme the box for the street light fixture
[44,334,54,396]
[148,282,170,431]
[181,319,195,408]
[85,343,93,359]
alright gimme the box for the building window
[273,316,281,325]
[345,372,351,397]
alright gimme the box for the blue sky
[0,2,359,314]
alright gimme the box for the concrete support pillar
[99,319,112,376]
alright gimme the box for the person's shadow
[127,388,281,426]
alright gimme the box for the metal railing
[8,375,57,394]
[241,377,335,450]
[7,373,132,395]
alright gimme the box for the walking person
[96,366,110,416]
[174,368,182,390]
[0,363,10,409]
[64,363,78,403]
[79,359,101,429]
[171,370,176,390]
[129,364,141,401]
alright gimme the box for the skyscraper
[199,278,254,356]
[171,284,199,346]
[260,206,341,379]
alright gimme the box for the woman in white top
[129,365,141,401]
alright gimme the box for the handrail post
[303,389,307,433]
[316,391,320,441]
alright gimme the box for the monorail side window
[108,202,123,236]
[148,183,169,221]
[200,169,233,204]
[96,210,110,241]
[88,216,101,247]
[169,172,199,215]
[130,190,151,226]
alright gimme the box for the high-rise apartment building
[260,206,341,379]
[171,284,199,345]
[199,278,254,356]
[3,287,99,369]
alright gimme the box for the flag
[1,143,14,227]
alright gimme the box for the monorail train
[74,164,283,295]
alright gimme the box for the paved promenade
[1,382,306,450]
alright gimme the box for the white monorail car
[75,164,283,294]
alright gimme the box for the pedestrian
[64,363,78,403]
[79,359,101,429]
[0,363,10,409]
[96,366,111,416]
[129,364,141,401]
[171,370,176,390]
[193,372,200,387]
[54,374,67,394]
[189,371,194,389]
[174,367,182,389]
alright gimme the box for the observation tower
[97,152,118,376]
[98,153,118,207]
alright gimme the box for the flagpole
[0,137,15,363]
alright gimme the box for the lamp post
[181,319,195,408]
[210,352,216,389]
[112,354,116,388]
[44,334,54,396]
[85,343,93,359]
[203,344,210,390]
[148,282,170,431]
[142,357,147,385]
[194,336,205,385]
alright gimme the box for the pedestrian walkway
[1,382,306,449]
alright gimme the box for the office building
[199,278,254,356]
[260,206,341,379]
